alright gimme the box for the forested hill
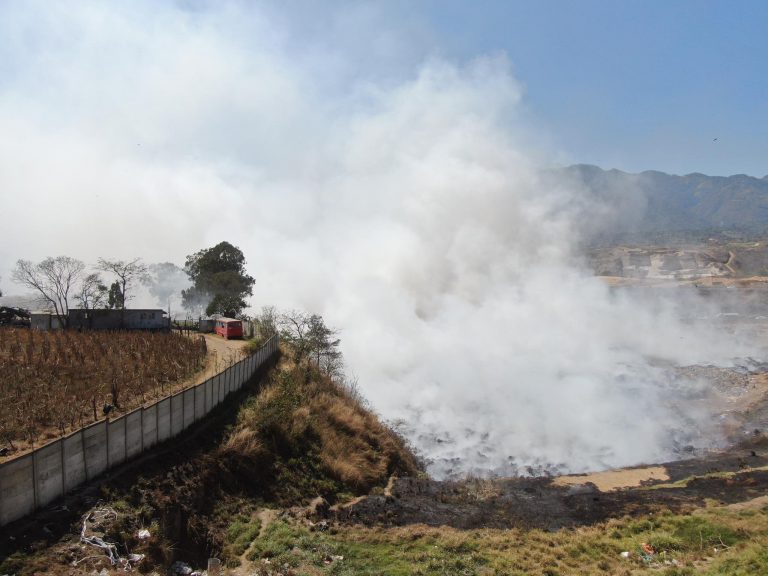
[564,164,768,242]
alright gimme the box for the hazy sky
[262,0,768,177]
[1,1,765,475]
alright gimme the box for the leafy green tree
[182,241,254,318]
[107,281,124,309]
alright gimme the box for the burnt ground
[333,358,768,533]
[335,439,768,531]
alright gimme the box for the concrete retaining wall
[0,335,279,527]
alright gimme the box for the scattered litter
[80,508,120,566]
[639,542,658,565]
[171,560,193,575]
[620,551,631,558]
[79,507,145,570]
[323,554,344,565]
[137,528,151,540]
[127,553,145,563]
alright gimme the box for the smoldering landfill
[1,2,766,479]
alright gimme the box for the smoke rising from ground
[0,2,761,477]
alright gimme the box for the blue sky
[267,0,767,177]
[419,0,768,177]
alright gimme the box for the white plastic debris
[80,508,121,566]
[137,528,151,540]
[620,551,631,558]
[171,560,193,575]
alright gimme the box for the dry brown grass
[216,353,421,502]
[0,327,206,453]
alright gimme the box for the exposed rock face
[591,246,731,279]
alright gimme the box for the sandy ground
[192,333,248,384]
[551,466,670,492]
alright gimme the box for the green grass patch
[230,504,768,576]
[641,466,768,491]
[222,514,262,566]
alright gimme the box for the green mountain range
[564,164,768,241]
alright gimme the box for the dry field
[0,328,206,455]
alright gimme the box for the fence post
[60,438,66,496]
[105,417,110,468]
[31,449,38,511]
[81,430,88,482]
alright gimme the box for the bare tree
[254,305,279,340]
[97,258,149,308]
[278,310,342,376]
[74,273,108,311]
[12,257,86,327]
[278,309,312,359]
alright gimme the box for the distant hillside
[564,164,768,242]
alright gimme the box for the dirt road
[192,333,248,384]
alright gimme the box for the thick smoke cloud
[0,2,760,477]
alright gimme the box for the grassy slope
[215,354,421,506]
[240,503,768,575]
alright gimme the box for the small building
[30,311,64,330]
[68,308,169,330]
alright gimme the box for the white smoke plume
[0,2,761,477]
